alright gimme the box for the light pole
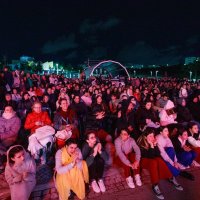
[150,71,152,77]
[56,63,58,74]
[134,70,136,77]
[156,70,158,79]
[189,71,192,80]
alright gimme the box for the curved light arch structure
[84,60,130,79]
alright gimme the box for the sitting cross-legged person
[138,128,182,200]
[82,131,108,193]
[114,128,142,189]
[55,138,89,200]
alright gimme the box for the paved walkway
[1,162,200,200]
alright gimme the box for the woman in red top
[24,101,54,164]
[24,102,51,134]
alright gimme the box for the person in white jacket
[159,100,178,126]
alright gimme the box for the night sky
[1,0,200,65]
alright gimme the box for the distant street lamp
[156,70,159,78]
[134,70,136,77]
[150,71,152,77]
[189,71,192,80]
[56,63,58,74]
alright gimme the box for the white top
[159,109,177,126]
[156,134,177,165]
[188,133,200,148]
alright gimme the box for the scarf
[2,112,15,120]
[56,147,89,200]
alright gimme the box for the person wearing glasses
[24,101,54,165]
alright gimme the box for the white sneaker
[98,179,106,192]
[126,176,135,188]
[91,180,100,193]
[135,174,142,186]
[152,185,164,199]
[169,177,183,191]
[192,160,200,167]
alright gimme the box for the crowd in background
[1,66,200,199]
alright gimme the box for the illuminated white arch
[90,60,130,78]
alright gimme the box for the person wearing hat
[159,100,177,127]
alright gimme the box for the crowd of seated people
[1,66,200,199]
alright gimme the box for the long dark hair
[137,127,156,150]
[65,138,78,146]
[8,146,24,164]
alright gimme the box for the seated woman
[135,98,160,131]
[114,128,142,189]
[24,101,54,164]
[159,100,178,127]
[0,105,21,148]
[137,128,178,200]
[70,95,88,138]
[54,98,79,140]
[56,91,71,110]
[91,94,108,131]
[156,126,184,188]
[17,92,32,115]
[55,138,89,200]
[116,100,137,137]
[176,98,193,126]
[5,145,36,200]
[11,88,22,102]
[82,131,108,193]
[41,94,53,117]
[187,122,200,164]
[172,127,199,168]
